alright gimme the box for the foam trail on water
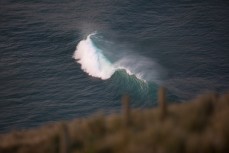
[73,33,115,80]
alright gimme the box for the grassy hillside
[0,91,229,153]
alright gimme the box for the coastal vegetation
[0,89,228,153]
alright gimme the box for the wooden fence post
[122,95,131,126]
[158,87,167,119]
[59,123,69,153]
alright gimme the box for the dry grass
[0,92,228,153]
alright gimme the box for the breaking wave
[73,33,163,83]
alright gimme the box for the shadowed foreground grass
[0,92,229,153]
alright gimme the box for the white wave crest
[73,33,115,79]
[73,33,163,83]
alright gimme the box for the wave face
[73,33,163,83]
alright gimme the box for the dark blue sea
[0,0,228,133]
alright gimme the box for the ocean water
[0,0,228,132]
